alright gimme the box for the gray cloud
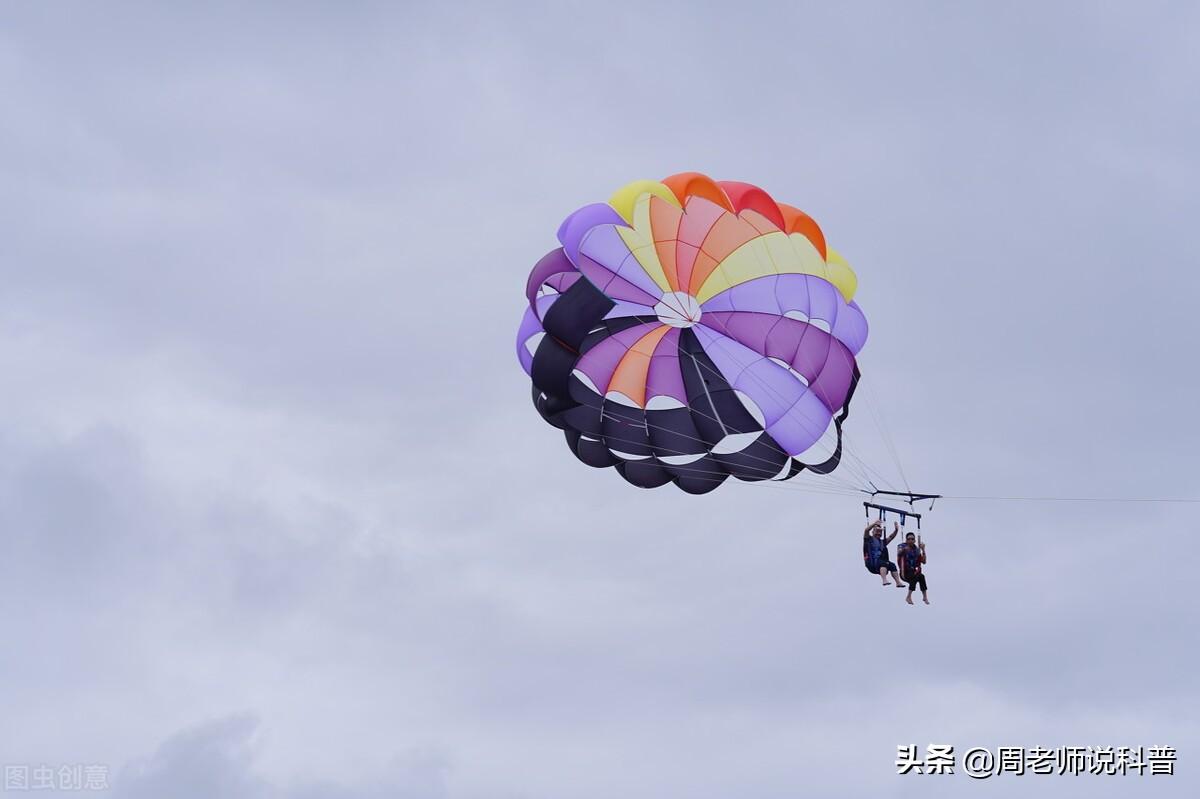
[1,1,1197,797]
[114,714,449,799]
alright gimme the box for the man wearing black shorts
[864,520,906,588]
[897,531,929,605]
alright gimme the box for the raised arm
[885,521,899,544]
[864,520,880,537]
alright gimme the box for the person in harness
[863,520,905,588]
[897,532,929,605]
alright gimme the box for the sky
[1,1,1198,797]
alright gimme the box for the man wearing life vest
[897,531,929,605]
[863,520,905,588]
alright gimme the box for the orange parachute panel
[661,172,735,213]
[779,203,828,260]
[717,181,786,230]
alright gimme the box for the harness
[899,542,922,580]
[863,535,886,573]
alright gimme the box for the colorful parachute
[516,172,869,494]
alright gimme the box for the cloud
[0,1,1197,797]
[113,715,449,799]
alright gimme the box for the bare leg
[893,570,906,588]
[922,590,930,605]
[905,589,914,605]
[879,566,890,585]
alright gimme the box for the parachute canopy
[516,172,869,494]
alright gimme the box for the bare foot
[905,595,914,605]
